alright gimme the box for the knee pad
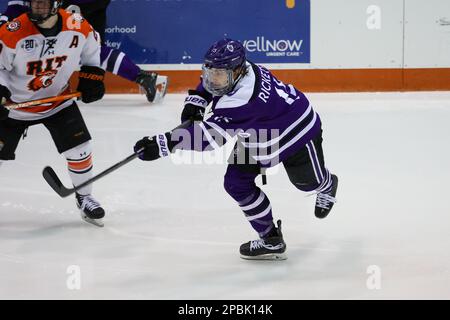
[223,167,245,196]
[223,175,236,197]
[223,166,258,201]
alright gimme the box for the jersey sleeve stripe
[204,119,233,141]
[243,104,313,148]
[198,122,221,150]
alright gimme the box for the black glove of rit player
[0,84,12,121]
[77,66,105,103]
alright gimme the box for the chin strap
[29,12,55,24]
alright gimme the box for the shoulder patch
[6,21,21,32]
[71,13,85,23]
[60,9,92,37]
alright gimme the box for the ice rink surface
[1,92,449,299]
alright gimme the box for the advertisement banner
[105,0,311,66]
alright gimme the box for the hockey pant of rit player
[224,130,333,238]
[0,103,94,195]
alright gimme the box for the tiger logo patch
[27,70,58,92]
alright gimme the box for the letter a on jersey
[69,35,79,48]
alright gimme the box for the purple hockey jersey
[173,62,322,168]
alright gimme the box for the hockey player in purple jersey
[133,39,338,260]
[0,0,167,103]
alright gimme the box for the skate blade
[80,212,104,228]
[240,253,287,261]
[152,75,168,103]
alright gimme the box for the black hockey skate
[136,70,158,103]
[315,174,338,219]
[76,193,105,227]
[240,220,287,260]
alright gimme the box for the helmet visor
[202,65,234,96]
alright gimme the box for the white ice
[1,92,450,299]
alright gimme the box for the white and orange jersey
[0,9,102,121]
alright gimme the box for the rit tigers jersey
[0,9,101,121]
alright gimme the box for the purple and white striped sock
[100,46,140,82]
[238,189,275,238]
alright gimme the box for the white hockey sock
[63,142,94,196]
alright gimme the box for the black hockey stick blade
[42,166,75,197]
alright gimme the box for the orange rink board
[72,68,450,94]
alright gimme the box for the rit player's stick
[42,120,193,198]
[5,92,82,110]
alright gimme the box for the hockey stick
[5,92,82,110]
[42,120,193,198]
[43,149,144,197]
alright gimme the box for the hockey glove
[0,85,12,120]
[77,66,105,103]
[134,132,173,161]
[181,90,209,123]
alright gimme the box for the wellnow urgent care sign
[105,0,311,66]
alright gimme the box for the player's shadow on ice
[185,239,365,298]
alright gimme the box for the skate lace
[316,193,336,210]
[250,239,266,251]
[81,195,101,211]
[249,239,284,251]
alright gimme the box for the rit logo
[26,56,67,92]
